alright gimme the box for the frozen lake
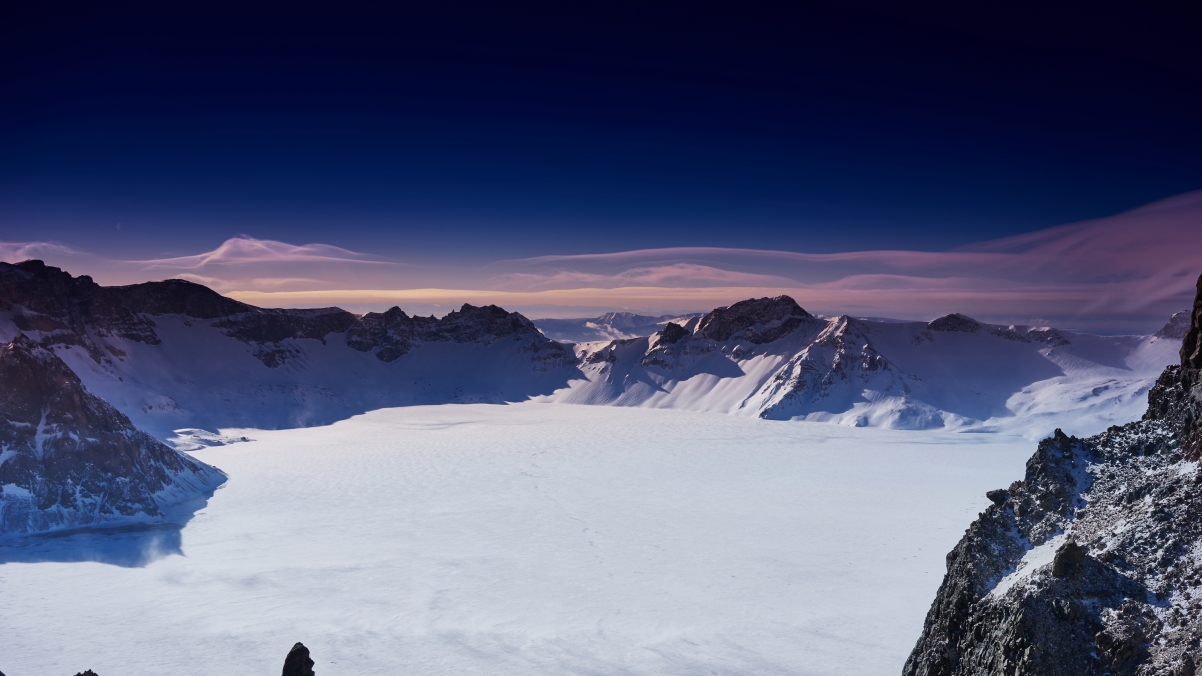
[0,403,1033,675]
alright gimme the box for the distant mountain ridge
[532,311,704,343]
[556,297,1181,435]
[0,259,1186,534]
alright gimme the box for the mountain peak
[1181,273,1202,368]
[697,295,810,342]
[927,313,983,333]
[0,334,224,534]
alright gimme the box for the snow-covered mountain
[551,298,1183,438]
[0,334,225,534]
[0,260,1184,443]
[532,311,703,342]
[0,259,578,443]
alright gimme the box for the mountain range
[0,259,1185,534]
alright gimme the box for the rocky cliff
[1,259,565,368]
[903,274,1202,676]
[0,334,225,534]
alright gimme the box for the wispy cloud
[135,236,390,269]
[468,190,1202,329]
[0,241,87,263]
[4,192,1201,333]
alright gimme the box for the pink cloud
[135,236,390,269]
[480,190,1202,330]
[4,191,1200,333]
[0,241,87,263]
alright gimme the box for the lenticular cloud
[483,190,1202,331]
[135,236,388,269]
[3,191,1200,332]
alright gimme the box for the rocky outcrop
[1155,310,1192,341]
[0,334,225,534]
[282,643,315,676]
[903,273,1202,676]
[1181,274,1202,369]
[928,313,984,333]
[756,315,932,425]
[1,260,572,368]
[695,295,811,343]
[346,302,555,362]
[654,321,689,347]
[0,259,356,365]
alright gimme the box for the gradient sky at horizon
[2,2,1201,331]
[4,2,1201,258]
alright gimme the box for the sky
[2,1,1201,331]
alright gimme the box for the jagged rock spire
[1181,273,1202,368]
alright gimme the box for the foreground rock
[904,275,1202,675]
[0,334,225,534]
[282,642,315,676]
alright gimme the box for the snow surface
[987,534,1067,598]
[0,403,1032,676]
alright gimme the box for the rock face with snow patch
[695,295,811,342]
[903,274,1202,676]
[346,302,560,363]
[755,315,935,427]
[0,260,579,439]
[561,302,1182,433]
[0,334,225,535]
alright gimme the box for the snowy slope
[0,260,580,444]
[0,335,224,535]
[0,403,1034,676]
[532,311,703,342]
[546,301,1183,438]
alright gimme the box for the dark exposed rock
[904,273,1202,676]
[1156,309,1192,341]
[1050,540,1086,577]
[1182,274,1202,368]
[72,671,99,676]
[214,307,356,345]
[282,642,316,676]
[1027,328,1072,347]
[346,303,546,362]
[0,260,569,368]
[927,313,983,333]
[695,296,810,342]
[0,334,225,534]
[654,322,689,346]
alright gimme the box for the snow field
[1,403,1033,675]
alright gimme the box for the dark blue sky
[2,1,1200,262]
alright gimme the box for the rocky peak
[696,295,811,342]
[927,313,983,333]
[0,334,225,534]
[1155,309,1192,341]
[904,273,1202,676]
[1181,274,1202,368]
[655,322,689,346]
[346,302,550,362]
